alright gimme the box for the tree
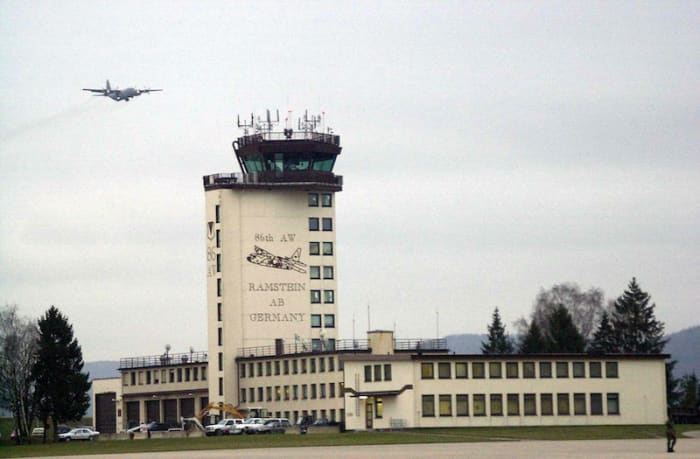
[666,360,682,411]
[481,308,513,354]
[32,306,91,441]
[515,282,604,344]
[519,320,548,353]
[678,373,699,413]
[588,312,617,353]
[545,304,586,353]
[610,277,666,353]
[0,305,38,444]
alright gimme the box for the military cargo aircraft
[82,80,162,102]
[247,246,307,273]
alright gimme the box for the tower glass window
[324,314,335,328]
[309,242,320,255]
[310,266,320,279]
[310,290,321,303]
[322,218,332,231]
[308,193,319,207]
[309,218,319,231]
[322,242,333,255]
[323,266,334,279]
[323,290,334,303]
[311,314,321,328]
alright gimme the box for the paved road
[31,437,700,459]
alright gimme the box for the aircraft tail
[291,248,301,261]
[106,80,111,91]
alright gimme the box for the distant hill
[444,327,700,378]
[665,326,700,378]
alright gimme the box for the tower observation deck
[203,110,343,192]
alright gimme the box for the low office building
[341,331,668,431]
[93,350,209,433]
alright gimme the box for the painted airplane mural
[247,246,307,273]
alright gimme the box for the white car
[205,418,244,436]
[58,427,100,441]
[241,418,266,434]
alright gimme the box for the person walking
[666,417,677,453]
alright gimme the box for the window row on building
[239,355,340,378]
[271,408,343,425]
[309,217,333,231]
[311,314,335,328]
[364,363,393,382]
[239,381,343,403]
[309,265,334,280]
[420,360,619,380]
[123,366,208,386]
[310,289,335,304]
[421,392,621,418]
[309,241,333,256]
[308,193,333,208]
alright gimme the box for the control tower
[203,110,342,406]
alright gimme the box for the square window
[439,394,452,417]
[308,193,319,207]
[489,362,502,378]
[421,362,434,379]
[422,395,435,417]
[490,394,503,416]
[310,266,320,279]
[323,266,334,279]
[540,361,552,378]
[607,393,620,415]
[309,242,320,255]
[311,314,321,328]
[573,361,585,378]
[524,394,536,416]
[507,394,519,416]
[324,314,335,328]
[589,361,602,378]
[473,394,486,416]
[574,393,586,415]
[456,394,469,416]
[438,362,451,379]
[472,362,485,379]
[310,290,321,303]
[506,362,519,378]
[523,362,535,378]
[321,193,332,207]
[322,242,333,255]
[309,217,319,231]
[590,393,603,415]
[541,394,553,415]
[322,218,333,231]
[455,362,468,379]
[557,393,570,415]
[605,361,618,378]
[556,361,569,378]
[323,290,334,303]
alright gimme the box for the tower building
[203,111,343,406]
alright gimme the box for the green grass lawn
[0,424,698,458]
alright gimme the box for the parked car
[57,424,71,435]
[31,427,45,438]
[241,418,266,434]
[258,418,292,434]
[205,418,244,436]
[58,428,100,442]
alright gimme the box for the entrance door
[365,402,373,429]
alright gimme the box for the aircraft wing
[140,89,163,93]
[82,88,106,93]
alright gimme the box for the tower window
[324,314,335,328]
[310,266,320,279]
[321,193,332,207]
[322,242,333,255]
[309,242,320,255]
[217,303,222,321]
[215,205,220,223]
[323,290,334,303]
[322,218,332,231]
[309,218,319,231]
[323,266,333,279]
[308,193,319,207]
[311,314,321,328]
[217,279,222,297]
[310,290,321,303]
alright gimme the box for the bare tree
[0,304,38,444]
[515,283,605,343]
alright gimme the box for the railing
[237,338,447,358]
[203,172,343,187]
[237,131,340,147]
[119,351,208,369]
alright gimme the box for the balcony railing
[119,351,208,369]
[203,171,343,188]
[237,338,447,358]
[237,131,340,147]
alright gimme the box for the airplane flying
[82,80,162,102]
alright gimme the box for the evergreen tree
[588,312,618,353]
[519,320,548,353]
[481,307,513,354]
[666,360,682,410]
[545,304,586,353]
[610,277,666,353]
[32,306,91,441]
[678,373,699,412]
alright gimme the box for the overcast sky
[1,1,698,361]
